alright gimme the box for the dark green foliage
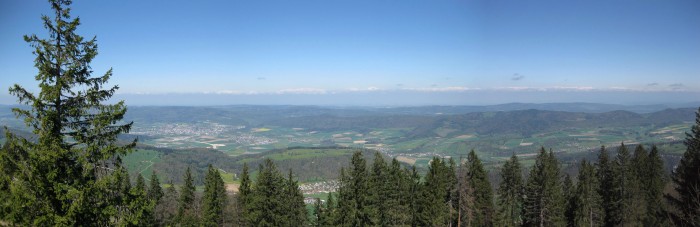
[202,164,227,226]
[177,166,197,223]
[243,159,307,226]
[249,159,286,226]
[155,180,179,225]
[408,166,422,226]
[0,0,137,224]
[562,174,575,227]
[325,192,337,226]
[523,147,564,226]
[667,107,700,226]
[612,144,646,226]
[385,158,412,225]
[644,145,668,225]
[467,150,494,226]
[496,154,524,227]
[237,162,252,226]
[123,173,155,226]
[573,160,603,227]
[283,169,307,226]
[596,146,616,227]
[336,151,371,226]
[147,171,163,202]
[416,157,455,226]
[367,151,388,225]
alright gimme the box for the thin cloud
[669,83,684,90]
[346,87,382,92]
[511,73,525,81]
[647,82,659,86]
[256,77,266,80]
[402,86,481,92]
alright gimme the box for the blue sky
[1,0,699,106]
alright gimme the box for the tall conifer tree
[1,0,136,225]
[467,150,494,226]
[386,158,411,225]
[573,160,604,227]
[237,162,252,227]
[562,174,576,227]
[496,154,524,227]
[596,146,616,227]
[645,145,667,225]
[249,159,286,226]
[202,164,227,226]
[368,151,388,225]
[613,144,646,226]
[523,148,564,226]
[417,157,453,226]
[283,169,307,226]
[177,166,197,224]
[148,171,164,202]
[667,107,700,226]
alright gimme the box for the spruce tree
[177,166,197,223]
[123,173,155,226]
[596,146,616,227]
[386,158,411,225]
[335,151,371,226]
[156,180,179,225]
[613,143,645,226]
[562,174,576,227]
[645,145,667,225]
[312,198,324,227]
[467,150,495,226]
[573,160,603,227]
[667,107,700,226]
[335,167,354,226]
[202,164,227,226]
[408,165,422,227]
[448,158,459,225]
[283,169,307,226]
[457,156,476,227]
[368,151,388,225]
[325,192,337,226]
[2,0,136,225]
[148,171,163,202]
[523,147,564,226]
[249,159,286,226]
[237,162,252,227]
[417,157,453,226]
[496,154,524,227]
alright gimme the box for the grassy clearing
[123,149,161,178]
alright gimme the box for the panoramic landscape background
[1,0,700,226]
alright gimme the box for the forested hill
[270,108,697,137]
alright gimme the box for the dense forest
[1,0,699,226]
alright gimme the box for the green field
[267,148,355,161]
[122,149,161,178]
